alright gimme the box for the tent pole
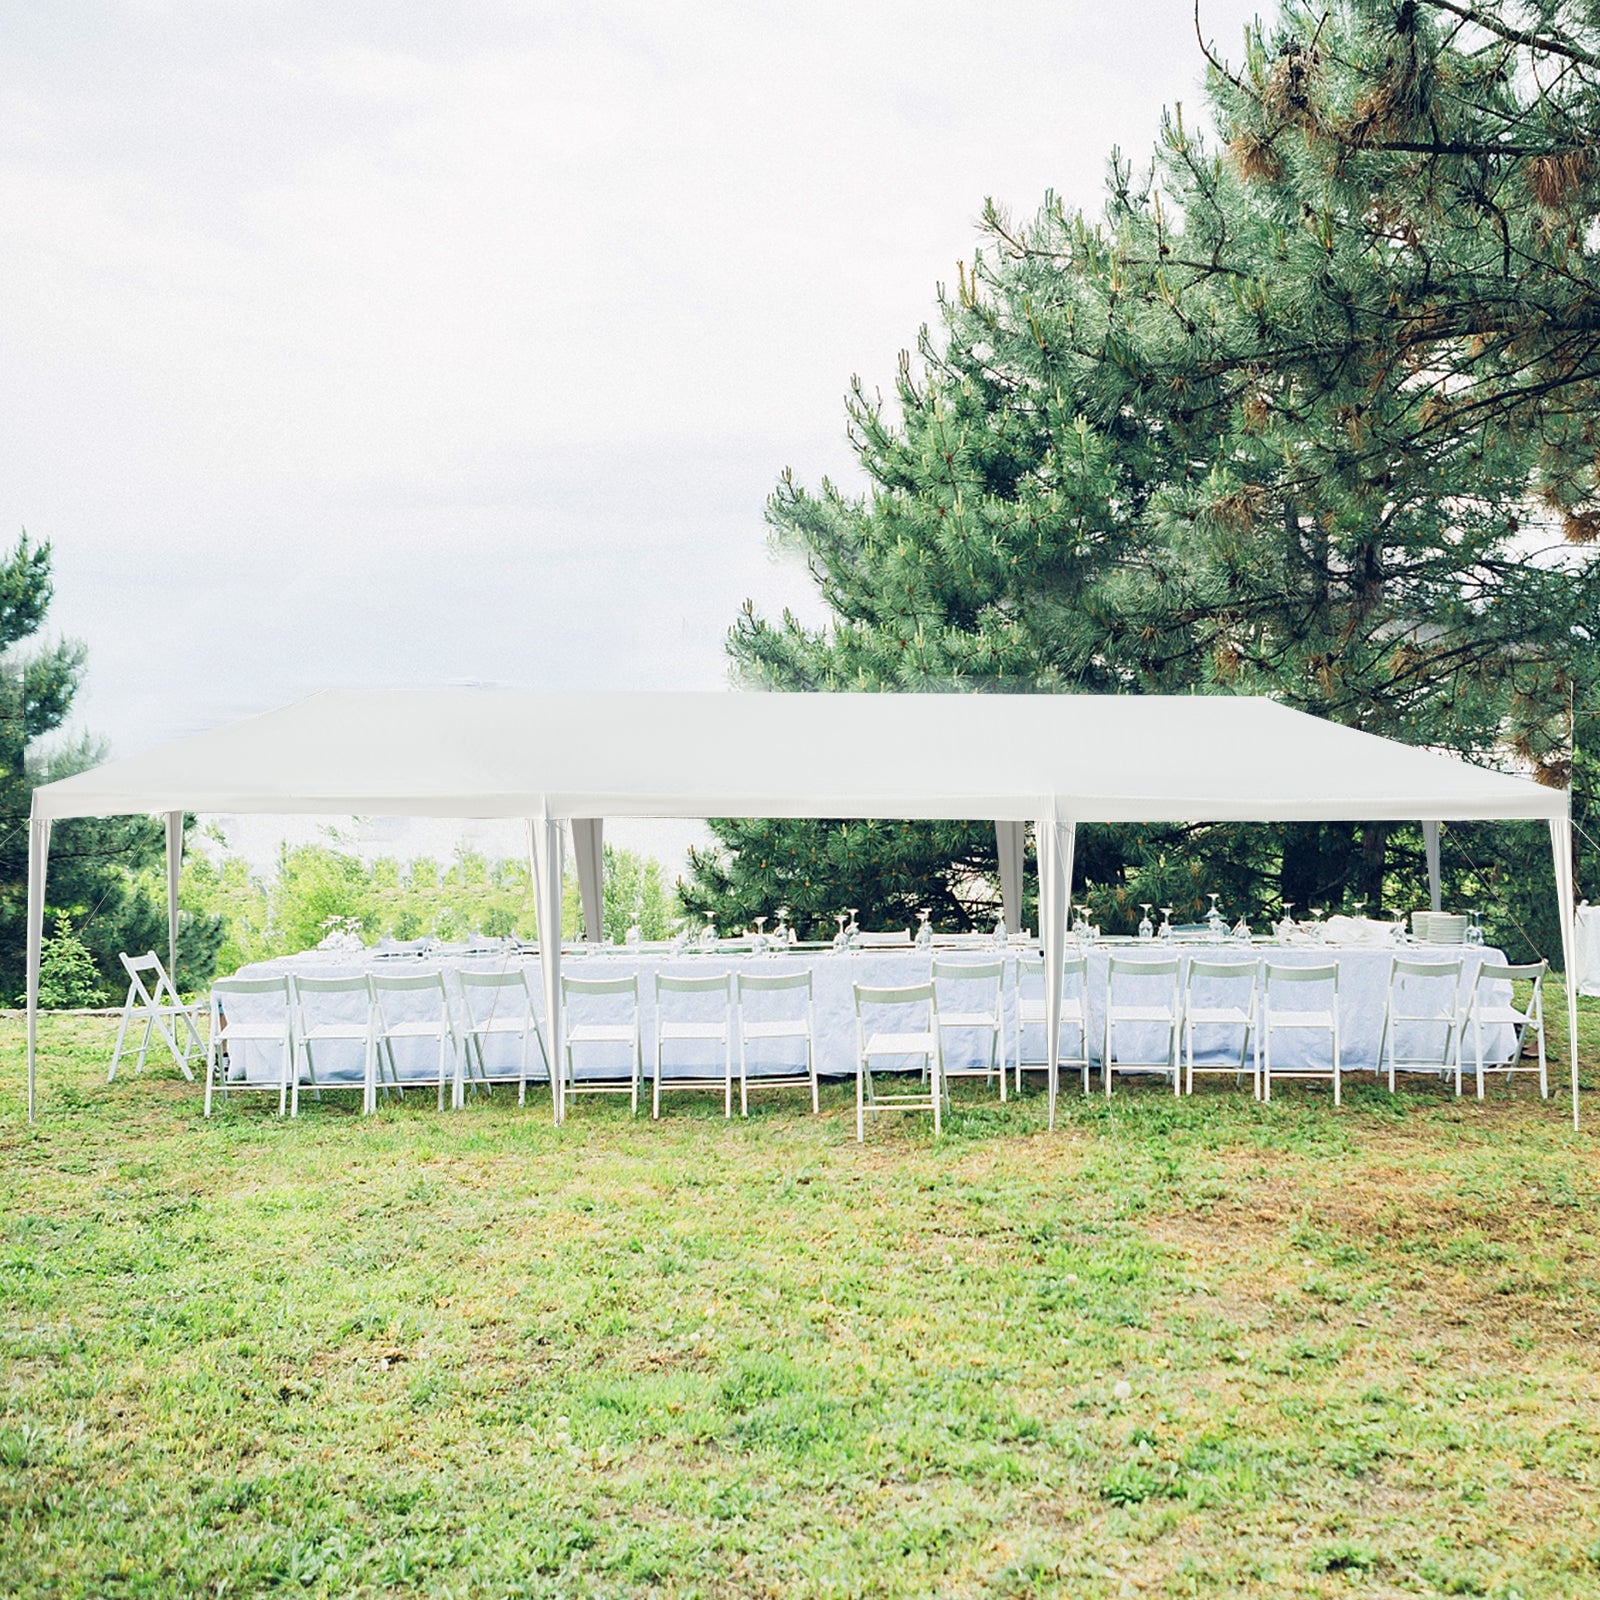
[571,818,604,944]
[26,816,51,1124]
[1551,816,1581,1131]
[995,820,1025,934]
[528,816,566,1126]
[1423,821,1442,913]
[1041,814,1074,1131]
[165,811,183,991]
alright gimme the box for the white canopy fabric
[24,689,1579,1128]
[32,688,1568,823]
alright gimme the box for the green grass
[5,996,1600,1597]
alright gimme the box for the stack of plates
[1412,911,1468,943]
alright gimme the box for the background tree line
[682,0,1600,964]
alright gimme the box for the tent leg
[572,818,604,945]
[996,820,1025,935]
[1424,821,1442,914]
[165,811,183,993]
[529,816,566,1126]
[26,817,51,1124]
[1551,817,1581,1131]
[1039,815,1075,1132]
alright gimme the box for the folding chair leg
[856,1063,865,1142]
[108,990,136,1082]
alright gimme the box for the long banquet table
[221,940,1517,1090]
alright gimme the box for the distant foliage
[182,835,683,972]
[35,915,107,1008]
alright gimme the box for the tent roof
[29,688,1566,825]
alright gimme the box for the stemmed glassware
[847,909,861,950]
[1276,902,1295,940]
[699,916,718,953]
[1309,906,1325,944]
[833,912,849,951]
[1206,892,1225,937]
[752,915,768,955]
[1466,909,1485,946]
[1158,907,1175,943]
[915,907,933,949]
[1138,903,1155,941]
[1231,913,1252,944]
[774,907,791,947]
[1388,908,1408,944]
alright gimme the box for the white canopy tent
[26,689,1579,1124]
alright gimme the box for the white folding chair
[455,968,548,1108]
[652,971,734,1119]
[290,973,380,1116]
[857,930,912,948]
[108,951,204,1083]
[932,958,1007,1101]
[370,970,458,1112]
[1183,957,1260,1096]
[1103,955,1181,1095]
[1379,956,1464,1094]
[1014,954,1091,1099]
[1463,959,1548,1100]
[853,981,944,1140]
[735,969,818,1115]
[561,972,643,1114]
[204,975,294,1117]
[1262,962,1342,1105]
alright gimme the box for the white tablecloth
[221,942,1514,1088]
[1574,906,1600,998]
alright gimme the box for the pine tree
[0,534,222,996]
[684,0,1600,951]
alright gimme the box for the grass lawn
[4,998,1600,1599]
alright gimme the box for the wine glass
[1466,909,1484,946]
[833,912,849,951]
[915,907,933,949]
[1138,903,1155,941]
[847,909,861,950]
[752,914,768,955]
[1309,906,1325,944]
[1388,908,1408,944]
[1159,907,1175,942]
[1206,892,1223,936]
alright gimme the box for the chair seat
[1018,1000,1086,1024]
[659,1021,728,1041]
[939,1010,1000,1028]
[465,1016,535,1035]
[303,1024,369,1042]
[1267,1010,1336,1029]
[218,1022,291,1042]
[863,1030,938,1056]
[379,1020,452,1039]
[1470,1005,1529,1027]
[741,1019,809,1039]
[1109,1006,1177,1024]
[1187,1006,1253,1026]
[569,1023,636,1043]
[1393,1009,1458,1025]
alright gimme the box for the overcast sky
[4,1,1261,865]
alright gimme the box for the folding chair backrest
[1107,956,1180,1006]
[854,981,936,1020]
[1186,958,1258,1001]
[121,951,176,1003]
[370,970,449,993]
[455,968,536,1024]
[931,958,1004,981]
[210,975,291,1026]
[736,969,813,996]
[857,930,912,947]
[655,972,733,996]
[562,974,639,998]
[291,973,372,1025]
[1475,960,1547,987]
[1265,962,1339,1005]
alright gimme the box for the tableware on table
[1309,907,1325,943]
[1158,907,1175,943]
[1465,909,1484,947]
[1206,893,1225,937]
[915,908,933,949]
[847,910,861,950]
[625,924,643,950]
[1231,915,1252,943]
[1275,902,1296,940]
[992,915,1008,950]
[1388,909,1408,944]
[1138,903,1154,941]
